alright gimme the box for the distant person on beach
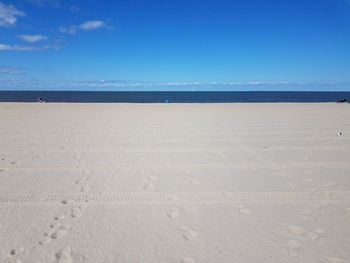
[337,99,347,103]
[37,97,45,103]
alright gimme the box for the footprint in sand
[167,208,180,219]
[80,185,90,193]
[166,194,179,201]
[304,187,317,193]
[277,170,288,178]
[287,240,301,257]
[184,169,192,175]
[8,247,25,258]
[61,199,72,205]
[39,215,69,245]
[51,225,70,240]
[182,257,196,263]
[180,227,198,241]
[143,184,154,190]
[189,178,200,185]
[237,205,251,215]
[38,237,51,246]
[39,226,57,245]
[287,225,308,237]
[325,181,338,188]
[307,229,326,240]
[82,170,90,176]
[221,190,233,196]
[75,177,86,184]
[54,215,65,221]
[147,176,157,181]
[55,246,73,263]
[71,206,84,218]
[303,177,314,182]
[49,221,61,229]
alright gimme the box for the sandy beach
[0,103,349,263]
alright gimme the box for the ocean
[0,91,349,103]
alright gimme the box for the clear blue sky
[1,0,350,91]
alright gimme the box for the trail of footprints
[38,154,90,262]
[164,170,251,263]
[143,168,203,190]
[166,205,197,262]
[4,151,347,262]
[143,172,158,190]
[285,224,328,258]
[101,168,118,193]
[162,168,254,263]
[162,169,197,262]
[272,168,347,261]
[6,247,25,263]
[185,169,201,186]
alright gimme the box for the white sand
[0,103,350,263]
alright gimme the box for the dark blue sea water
[0,91,349,103]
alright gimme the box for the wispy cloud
[59,20,109,35]
[0,78,42,89]
[58,25,78,34]
[0,43,41,51]
[79,20,107,31]
[0,2,25,27]
[1,79,349,91]
[0,43,61,52]
[17,34,48,43]
[68,80,205,88]
[0,65,26,74]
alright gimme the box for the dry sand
[0,103,349,263]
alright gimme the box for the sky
[0,0,350,91]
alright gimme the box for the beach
[0,102,349,263]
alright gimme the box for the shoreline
[1,91,349,104]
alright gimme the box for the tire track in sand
[1,191,349,203]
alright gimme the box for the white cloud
[0,65,26,74]
[59,20,109,34]
[0,2,25,27]
[0,43,53,52]
[69,80,203,88]
[79,20,107,31]
[0,78,42,89]
[17,34,47,43]
[58,25,77,35]
[0,43,35,51]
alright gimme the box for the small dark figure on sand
[38,97,45,103]
[337,99,347,103]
